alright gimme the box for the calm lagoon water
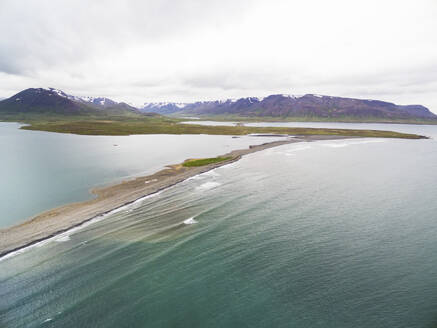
[0,122,278,227]
[1,122,437,328]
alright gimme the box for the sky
[0,0,436,111]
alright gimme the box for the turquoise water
[1,123,437,327]
[0,122,278,227]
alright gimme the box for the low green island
[4,116,426,139]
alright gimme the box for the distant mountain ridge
[0,88,141,116]
[141,102,188,115]
[140,94,436,121]
[1,88,435,122]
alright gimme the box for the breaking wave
[195,181,221,191]
[183,217,198,225]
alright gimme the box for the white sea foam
[0,190,164,262]
[109,206,126,214]
[183,217,198,225]
[288,145,312,152]
[195,181,221,191]
[186,174,206,181]
[54,235,71,242]
[321,139,385,148]
[216,161,238,170]
[132,191,163,206]
[203,170,221,177]
[272,145,312,156]
[0,248,28,261]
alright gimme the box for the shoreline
[0,135,364,258]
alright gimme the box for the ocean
[1,122,437,327]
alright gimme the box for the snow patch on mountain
[42,88,128,108]
[45,88,84,102]
[142,102,188,109]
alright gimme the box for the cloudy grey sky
[0,0,436,111]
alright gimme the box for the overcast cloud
[0,0,436,111]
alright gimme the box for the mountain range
[139,94,436,121]
[0,88,435,122]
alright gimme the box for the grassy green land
[183,157,233,167]
[16,119,426,139]
[176,114,437,125]
[0,113,427,139]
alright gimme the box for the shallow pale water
[0,122,278,227]
[1,123,437,327]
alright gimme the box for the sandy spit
[0,135,353,258]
